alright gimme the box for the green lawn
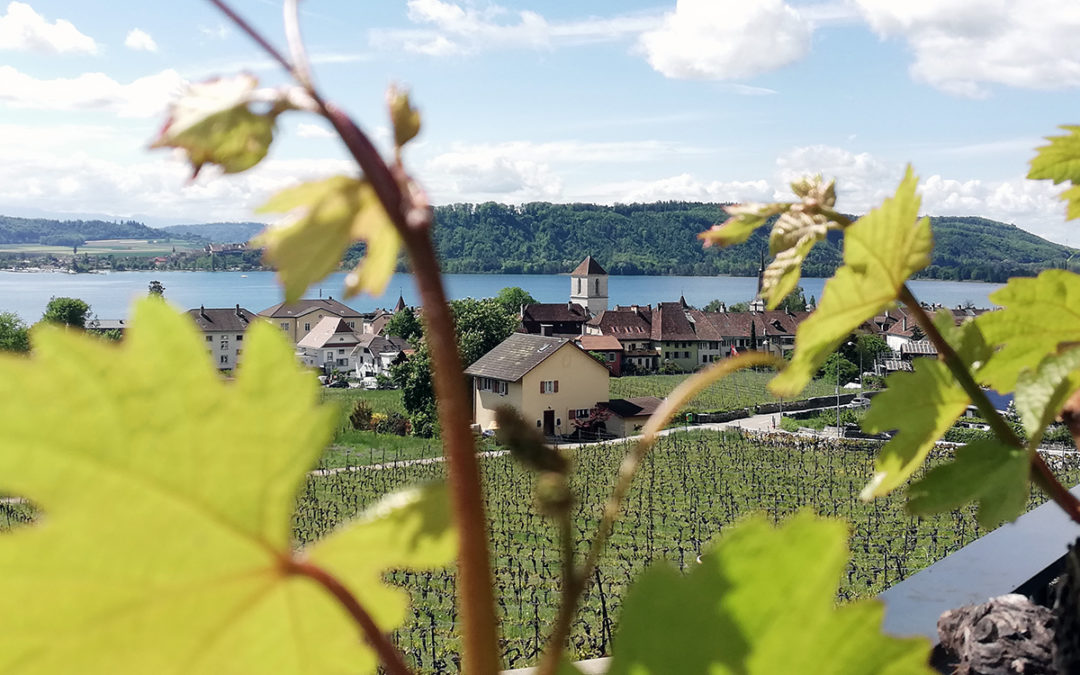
[610,370,840,413]
[320,388,406,432]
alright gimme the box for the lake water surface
[0,270,1003,322]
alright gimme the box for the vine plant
[1,3,1080,675]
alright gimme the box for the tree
[0,311,30,353]
[393,298,519,436]
[728,301,751,312]
[148,280,165,297]
[910,325,926,341]
[854,334,890,371]
[776,286,808,313]
[384,306,422,342]
[493,286,536,315]
[703,299,726,312]
[41,297,91,329]
[817,352,859,386]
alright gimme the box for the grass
[611,370,840,413]
[320,388,406,431]
[293,429,1080,672]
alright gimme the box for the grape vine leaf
[388,85,421,148]
[1014,347,1080,449]
[607,513,932,675]
[1028,125,1080,220]
[151,74,291,177]
[699,202,790,248]
[254,176,400,303]
[860,359,970,500]
[771,166,932,397]
[0,299,454,674]
[907,440,1029,529]
[976,270,1080,393]
[761,178,837,309]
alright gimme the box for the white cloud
[296,122,335,139]
[773,144,1073,242]
[854,0,1080,96]
[0,66,183,117]
[198,23,230,41]
[0,1,97,53]
[587,174,776,204]
[372,0,655,56]
[124,28,157,52]
[0,146,356,223]
[638,0,812,80]
[427,151,563,200]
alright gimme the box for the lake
[0,270,1003,322]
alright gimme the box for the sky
[2,0,1080,244]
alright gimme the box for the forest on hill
[415,202,1078,282]
[5,203,1077,282]
[0,216,195,246]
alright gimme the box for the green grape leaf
[699,202,790,248]
[388,84,421,148]
[1015,347,1080,449]
[907,440,1029,529]
[607,513,932,675]
[976,270,1080,392]
[151,74,291,177]
[254,176,400,303]
[771,166,932,397]
[0,299,454,675]
[760,178,839,308]
[861,358,970,499]
[1029,125,1080,221]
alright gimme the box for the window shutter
[554,380,559,393]
[540,381,544,393]
[568,409,576,420]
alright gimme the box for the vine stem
[206,2,501,673]
[898,285,1080,524]
[284,557,413,675]
[536,352,781,675]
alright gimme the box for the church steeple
[570,256,608,316]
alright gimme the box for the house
[585,305,657,370]
[352,334,412,379]
[258,297,364,344]
[600,396,664,437]
[651,301,699,372]
[575,334,624,376]
[186,305,260,370]
[464,333,610,437]
[520,302,589,337]
[296,317,362,373]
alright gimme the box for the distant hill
[160,222,265,243]
[0,215,186,245]
[409,202,1078,282]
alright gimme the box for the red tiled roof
[571,256,607,276]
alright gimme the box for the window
[540,380,558,394]
[205,335,212,342]
[606,352,615,362]
[594,278,599,294]
[236,335,243,341]
[571,408,590,419]
[348,321,355,328]
[338,349,345,355]
[236,349,242,357]
[304,323,310,331]
[219,355,228,364]
[280,322,289,331]
[477,378,507,395]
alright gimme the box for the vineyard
[291,429,1080,672]
[610,370,840,413]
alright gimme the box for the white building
[569,256,608,317]
[296,317,363,373]
[187,305,261,370]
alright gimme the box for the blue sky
[2,0,1080,244]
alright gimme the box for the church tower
[570,256,608,316]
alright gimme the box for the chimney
[200,304,207,320]
[235,303,242,317]
[902,316,908,331]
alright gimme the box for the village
[104,256,991,441]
